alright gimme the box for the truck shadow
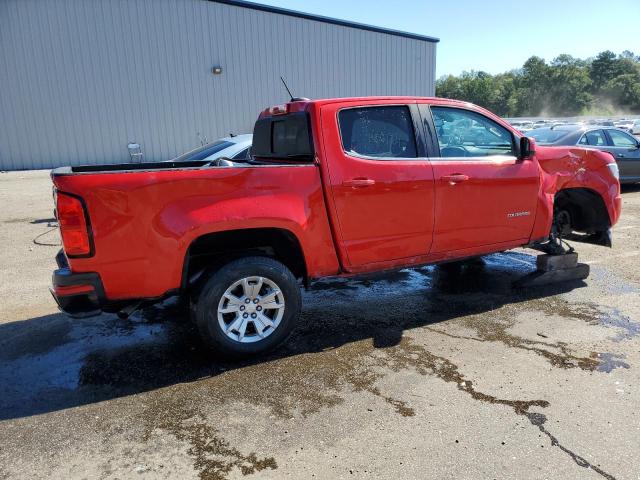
[0,252,593,421]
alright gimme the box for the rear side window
[338,106,417,159]
[608,129,637,147]
[431,107,515,158]
[578,130,606,146]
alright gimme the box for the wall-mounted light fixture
[127,142,143,162]
[211,66,223,75]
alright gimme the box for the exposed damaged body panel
[529,146,621,247]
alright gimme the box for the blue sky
[256,0,640,77]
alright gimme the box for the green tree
[435,50,640,116]
[548,55,593,115]
[516,56,551,115]
[590,50,622,91]
[601,73,640,111]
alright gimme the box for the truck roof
[260,96,475,117]
[303,96,471,106]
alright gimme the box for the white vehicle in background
[631,120,640,136]
[614,120,634,133]
[510,121,535,133]
[533,120,551,129]
[172,134,253,162]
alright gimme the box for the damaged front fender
[528,146,621,247]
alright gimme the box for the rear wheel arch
[181,227,308,296]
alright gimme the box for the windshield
[528,128,572,145]
[173,140,234,161]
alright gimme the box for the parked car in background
[528,125,640,183]
[614,120,634,133]
[173,134,253,162]
[533,120,550,129]
[509,121,535,133]
[632,119,640,135]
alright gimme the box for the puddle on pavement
[310,269,413,292]
[531,297,640,342]
[6,251,632,479]
[596,353,630,373]
[80,293,624,479]
[589,265,640,296]
[117,320,616,479]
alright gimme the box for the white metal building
[0,0,438,170]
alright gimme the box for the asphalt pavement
[1,170,639,480]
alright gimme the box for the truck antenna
[279,76,310,102]
[280,76,294,101]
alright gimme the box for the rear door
[320,102,435,269]
[603,129,640,180]
[578,129,607,149]
[420,104,540,253]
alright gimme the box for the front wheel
[194,256,301,358]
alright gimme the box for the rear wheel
[194,256,301,358]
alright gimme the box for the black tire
[194,256,301,358]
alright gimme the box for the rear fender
[56,165,340,300]
[154,191,339,288]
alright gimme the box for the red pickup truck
[51,97,622,356]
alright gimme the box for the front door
[604,129,640,181]
[423,105,540,253]
[321,103,435,269]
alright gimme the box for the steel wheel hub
[217,276,285,343]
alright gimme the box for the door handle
[442,173,469,184]
[343,178,375,188]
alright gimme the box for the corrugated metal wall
[0,0,437,170]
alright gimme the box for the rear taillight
[56,191,92,257]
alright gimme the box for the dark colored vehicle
[529,125,640,184]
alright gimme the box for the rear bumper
[50,250,105,318]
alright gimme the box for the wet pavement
[1,171,639,480]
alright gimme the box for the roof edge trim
[210,0,440,43]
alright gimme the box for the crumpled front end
[529,146,622,247]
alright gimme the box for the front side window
[608,129,637,147]
[338,106,417,159]
[579,130,606,146]
[431,107,515,158]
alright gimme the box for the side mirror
[519,136,536,160]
